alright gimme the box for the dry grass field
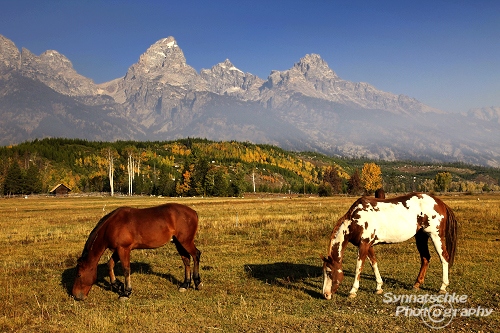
[0,193,498,332]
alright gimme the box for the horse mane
[78,209,118,262]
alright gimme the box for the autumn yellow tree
[361,162,382,195]
[176,164,194,196]
[434,172,452,192]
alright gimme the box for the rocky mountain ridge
[1,34,499,167]
[0,35,99,96]
[468,107,500,124]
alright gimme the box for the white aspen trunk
[252,171,256,193]
[108,148,114,197]
[128,154,133,196]
[133,159,136,180]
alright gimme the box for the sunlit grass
[0,194,498,332]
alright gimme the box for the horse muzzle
[72,291,87,301]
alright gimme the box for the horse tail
[444,204,458,267]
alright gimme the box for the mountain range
[1,34,499,167]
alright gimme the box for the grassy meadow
[0,193,498,332]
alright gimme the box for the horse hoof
[375,289,383,295]
[178,287,188,292]
[111,280,124,293]
[195,282,203,291]
[348,293,357,298]
[119,296,130,302]
[439,289,447,294]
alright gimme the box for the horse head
[321,255,344,300]
[72,257,97,301]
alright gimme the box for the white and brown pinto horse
[322,192,457,299]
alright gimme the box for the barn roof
[49,183,71,193]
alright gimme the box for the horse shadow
[243,262,419,299]
[342,270,410,292]
[61,262,183,297]
[341,269,433,294]
[244,262,323,299]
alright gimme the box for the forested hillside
[1,138,499,197]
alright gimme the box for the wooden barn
[49,184,71,196]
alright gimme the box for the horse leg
[367,246,383,294]
[429,233,450,293]
[349,242,369,298]
[173,236,202,291]
[179,255,192,292]
[108,251,124,294]
[414,229,431,290]
[117,247,132,298]
[172,237,192,291]
[183,240,202,290]
[191,247,202,290]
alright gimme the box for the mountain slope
[0,72,143,143]
[1,34,499,167]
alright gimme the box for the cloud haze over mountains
[1,34,499,167]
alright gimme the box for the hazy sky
[1,0,499,113]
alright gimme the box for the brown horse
[322,192,457,300]
[72,203,202,301]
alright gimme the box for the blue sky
[1,0,499,113]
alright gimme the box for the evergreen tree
[4,161,24,195]
[212,168,229,197]
[193,158,210,196]
[25,164,43,194]
[229,170,247,197]
[156,165,177,197]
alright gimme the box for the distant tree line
[0,138,499,197]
